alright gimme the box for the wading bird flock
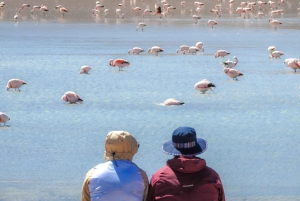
[1,0,299,125]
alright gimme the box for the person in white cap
[148,126,225,201]
[82,131,149,201]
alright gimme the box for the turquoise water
[1,0,300,200]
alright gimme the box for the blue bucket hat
[162,127,207,156]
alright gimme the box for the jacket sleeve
[138,167,150,201]
[218,177,226,201]
[81,168,95,201]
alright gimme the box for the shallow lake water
[1,0,300,200]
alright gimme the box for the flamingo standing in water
[176,45,190,54]
[284,58,300,72]
[215,50,230,58]
[154,4,164,18]
[269,18,282,30]
[132,7,142,15]
[224,68,243,80]
[0,112,10,126]
[6,79,27,91]
[30,5,40,15]
[55,5,68,17]
[268,46,276,53]
[40,5,49,16]
[162,98,184,106]
[143,9,152,18]
[136,22,147,31]
[109,58,130,71]
[269,50,284,59]
[208,20,217,28]
[148,46,164,55]
[192,15,201,24]
[221,56,238,68]
[194,79,216,93]
[18,4,30,13]
[61,91,83,104]
[80,65,92,74]
[128,47,144,55]
[196,42,204,52]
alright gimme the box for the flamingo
[208,20,217,28]
[128,47,144,55]
[268,46,276,53]
[61,91,83,104]
[6,79,27,91]
[154,4,164,18]
[40,5,49,16]
[116,8,124,18]
[196,42,204,52]
[18,4,30,13]
[284,58,300,72]
[0,2,5,12]
[181,1,186,8]
[30,6,41,15]
[176,45,190,54]
[192,15,201,24]
[79,65,92,74]
[221,56,238,68]
[55,5,68,17]
[143,9,152,18]
[224,68,243,80]
[165,5,176,17]
[194,79,216,93]
[148,46,164,55]
[257,1,267,9]
[215,50,230,58]
[186,46,199,54]
[269,51,284,59]
[104,9,109,17]
[132,7,142,15]
[136,22,147,31]
[0,112,10,126]
[109,58,130,71]
[14,13,18,21]
[255,12,266,19]
[162,98,184,106]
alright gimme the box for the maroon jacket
[148,156,225,201]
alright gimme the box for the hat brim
[162,138,207,156]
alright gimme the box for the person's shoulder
[204,165,221,177]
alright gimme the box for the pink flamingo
[215,50,230,58]
[136,22,147,31]
[186,46,199,54]
[162,98,184,106]
[132,7,142,15]
[148,46,164,55]
[40,5,49,16]
[30,6,41,14]
[269,50,284,59]
[18,4,30,13]
[194,79,216,93]
[192,15,201,24]
[80,65,92,74]
[196,42,204,52]
[224,68,243,80]
[6,79,27,91]
[0,112,10,126]
[61,91,83,104]
[221,56,238,68]
[176,45,190,54]
[109,58,130,71]
[208,20,217,28]
[128,47,144,55]
[268,46,276,53]
[154,4,164,18]
[55,5,68,17]
[284,58,300,72]
[143,9,152,18]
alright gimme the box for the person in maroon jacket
[148,126,225,201]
